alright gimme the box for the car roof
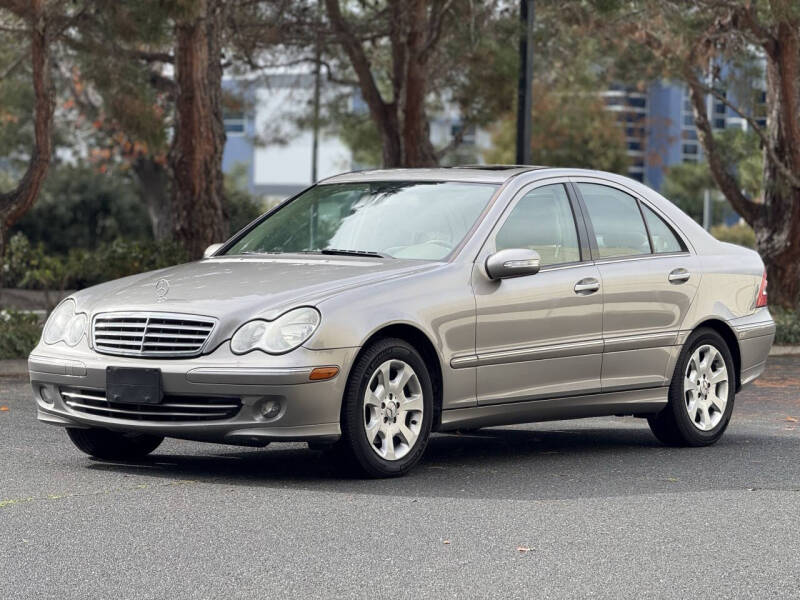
[318,165,549,185]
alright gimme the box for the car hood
[71,254,441,344]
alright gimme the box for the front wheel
[339,338,434,478]
[648,328,735,446]
[66,428,164,460]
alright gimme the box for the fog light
[260,399,281,419]
[39,385,58,404]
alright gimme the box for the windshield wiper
[319,248,391,258]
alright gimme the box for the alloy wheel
[684,344,729,431]
[363,359,424,460]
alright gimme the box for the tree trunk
[686,23,800,309]
[168,0,228,260]
[400,0,438,167]
[0,0,55,288]
[132,157,172,241]
[754,23,800,308]
[325,0,438,168]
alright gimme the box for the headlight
[42,299,87,346]
[230,307,320,355]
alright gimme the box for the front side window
[495,184,580,266]
[642,204,684,253]
[578,183,651,258]
[224,181,498,260]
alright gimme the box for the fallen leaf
[785,416,798,423]
[0,406,8,412]
[517,546,532,553]
[443,540,451,545]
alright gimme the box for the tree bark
[168,0,228,260]
[400,0,438,167]
[0,0,55,288]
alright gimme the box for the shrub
[3,233,187,291]
[13,163,152,254]
[0,310,42,359]
[711,223,755,249]
[772,307,800,346]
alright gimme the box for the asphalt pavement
[2,358,799,599]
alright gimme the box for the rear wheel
[339,338,433,477]
[66,428,164,460]
[648,328,735,446]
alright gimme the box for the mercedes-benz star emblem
[154,278,170,300]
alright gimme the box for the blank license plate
[106,367,162,404]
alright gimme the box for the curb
[769,346,800,356]
[0,359,28,378]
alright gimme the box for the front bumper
[29,342,358,445]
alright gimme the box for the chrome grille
[92,312,216,357]
[61,388,241,422]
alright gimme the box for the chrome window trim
[90,311,219,358]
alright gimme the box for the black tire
[339,338,434,478]
[648,327,736,446]
[66,428,164,460]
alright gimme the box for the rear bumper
[28,343,358,445]
[733,311,775,389]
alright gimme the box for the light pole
[515,0,534,165]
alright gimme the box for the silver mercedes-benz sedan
[29,166,775,477]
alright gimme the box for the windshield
[224,181,498,260]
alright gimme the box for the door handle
[668,268,691,284]
[574,278,600,294]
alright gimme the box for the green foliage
[0,310,42,359]
[663,129,762,225]
[711,223,755,249]
[225,163,265,234]
[772,307,800,346]
[12,163,151,253]
[662,162,726,223]
[715,129,763,200]
[4,233,186,291]
[485,88,630,173]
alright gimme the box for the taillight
[755,270,768,308]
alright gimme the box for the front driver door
[472,181,603,405]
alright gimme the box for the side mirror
[203,243,224,258]
[485,248,541,280]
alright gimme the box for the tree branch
[684,71,760,223]
[422,0,454,62]
[0,0,55,228]
[324,0,392,134]
[691,78,800,189]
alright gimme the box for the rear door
[573,180,700,391]
[472,181,604,405]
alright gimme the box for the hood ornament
[154,278,170,300]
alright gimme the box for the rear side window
[642,204,684,253]
[577,183,651,258]
[495,184,580,266]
